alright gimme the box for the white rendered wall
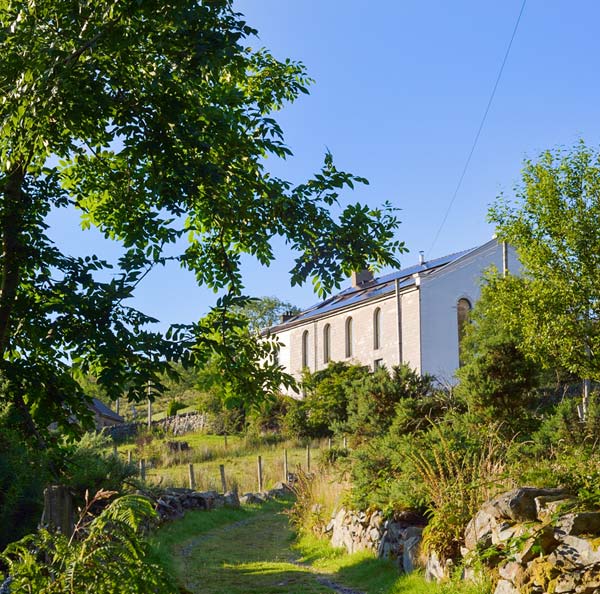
[273,287,422,396]
[418,240,519,382]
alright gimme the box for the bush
[165,399,187,417]
[455,277,541,432]
[61,432,136,501]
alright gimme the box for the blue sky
[48,1,600,329]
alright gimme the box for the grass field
[118,430,336,494]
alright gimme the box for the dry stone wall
[324,508,427,573]
[462,487,600,594]
[106,412,209,441]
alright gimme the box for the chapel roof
[268,245,478,332]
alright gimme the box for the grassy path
[153,500,491,594]
[155,500,361,594]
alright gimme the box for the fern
[0,493,177,594]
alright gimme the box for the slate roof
[268,247,477,333]
[91,397,124,423]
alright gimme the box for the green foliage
[456,277,541,429]
[411,418,506,560]
[281,363,369,438]
[0,404,52,548]
[0,0,403,445]
[165,399,187,418]
[1,493,177,593]
[489,141,600,384]
[60,432,136,501]
[341,364,439,443]
[231,296,300,334]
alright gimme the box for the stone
[464,507,496,551]
[552,571,580,593]
[499,561,526,585]
[402,535,421,574]
[425,551,448,582]
[494,579,520,594]
[554,536,600,567]
[483,487,571,523]
[555,512,600,537]
[223,491,239,508]
[535,495,576,522]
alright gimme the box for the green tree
[232,296,300,334]
[455,275,540,427]
[0,0,403,447]
[489,141,600,412]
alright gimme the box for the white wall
[419,240,519,382]
[274,286,422,395]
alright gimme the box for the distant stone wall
[105,412,208,441]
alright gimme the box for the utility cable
[427,0,527,257]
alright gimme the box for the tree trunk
[0,165,25,357]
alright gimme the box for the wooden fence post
[139,459,146,481]
[127,450,132,465]
[328,437,332,450]
[306,443,311,473]
[343,436,348,449]
[42,485,74,537]
[219,464,227,493]
[283,448,288,483]
[188,464,196,490]
[257,455,263,492]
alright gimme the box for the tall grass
[288,467,350,535]
[130,432,331,494]
[409,422,508,559]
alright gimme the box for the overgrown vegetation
[1,493,177,593]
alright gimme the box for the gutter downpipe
[395,279,403,365]
[502,241,509,277]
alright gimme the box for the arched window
[345,317,353,358]
[373,307,381,350]
[457,298,472,366]
[323,324,331,363]
[301,330,309,369]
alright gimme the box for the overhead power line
[427,0,527,257]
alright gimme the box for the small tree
[455,275,540,427]
[489,141,600,413]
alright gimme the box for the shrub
[165,399,187,417]
[340,364,438,444]
[61,432,136,501]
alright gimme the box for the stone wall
[149,482,291,523]
[105,412,208,441]
[324,507,427,574]
[462,487,600,594]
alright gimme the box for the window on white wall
[301,330,309,369]
[345,317,353,358]
[323,324,331,363]
[373,307,381,350]
[457,298,472,366]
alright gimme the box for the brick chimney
[351,269,374,287]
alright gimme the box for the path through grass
[154,499,348,594]
[153,500,491,594]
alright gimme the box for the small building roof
[91,398,124,423]
[268,246,478,333]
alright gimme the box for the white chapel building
[268,238,517,390]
